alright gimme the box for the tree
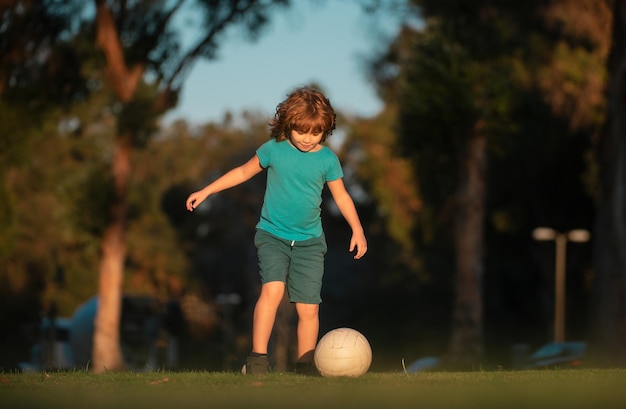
[0,0,91,367]
[394,1,534,366]
[89,0,290,372]
[514,0,613,361]
[1,0,85,225]
[366,0,608,366]
[591,0,626,364]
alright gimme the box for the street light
[532,227,590,343]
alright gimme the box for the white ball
[314,327,372,377]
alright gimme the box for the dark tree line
[356,0,623,367]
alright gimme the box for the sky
[164,1,404,125]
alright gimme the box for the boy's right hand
[186,191,205,211]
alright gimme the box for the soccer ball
[314,327,372,377]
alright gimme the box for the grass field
[1,369,625,409]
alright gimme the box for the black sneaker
[295,361,320,376]
[242,355,270,375]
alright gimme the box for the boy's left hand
[350,233,367,259]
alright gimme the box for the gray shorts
[254,229,327,304]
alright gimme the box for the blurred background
[1,0,624,373]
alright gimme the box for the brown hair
[269,87,336,142]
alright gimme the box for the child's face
[289,129,323,152]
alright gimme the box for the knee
[296,303,319,320]
[259,282,285,303]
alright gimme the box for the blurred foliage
[344,106,422,271]
[350,0,609,364]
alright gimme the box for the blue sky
[165,1,403,125]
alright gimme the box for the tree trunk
[273,294,295,372]
[92,137,131,373]
[591,0,626,365]
[447,126,487,367]
[91,1,143,373]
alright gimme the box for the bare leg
[295,302,319,362]
[252,281,285,354]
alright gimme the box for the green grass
[1,369,625,409]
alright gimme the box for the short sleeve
[256,140,274,168]
[325,150,343,182]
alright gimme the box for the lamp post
[532,227,590,343]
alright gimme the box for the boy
[186,87,367,374]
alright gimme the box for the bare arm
[186,155,263,211]
[327,178,368,259]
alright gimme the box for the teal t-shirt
[256,139,343,241]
